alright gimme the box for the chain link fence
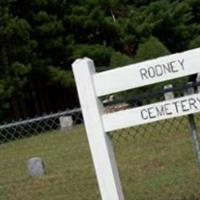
[107,78,200,200]
[0,108,83,143]
[0,108,100,200]
[1,78,200,199]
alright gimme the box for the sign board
[72,48,200,200]
[103,93,200,132]
[94,48,200,96]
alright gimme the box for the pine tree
[0,4,33,119]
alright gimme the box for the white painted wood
[94,48,200,97]
[72,58,124,200]
[103,93,200,132]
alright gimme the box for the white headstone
[164,84,174,100]
[27,157,45,177]
[184,82,195,96]
[59,116,73,130]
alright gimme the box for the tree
[0,5,32,119]
[190,36,200,49]
[135,36,170,62]
[110,51,134,68]
[0,0,199,120]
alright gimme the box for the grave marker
[27,157,45,177]
[59,116,73,130]
[164,84,174,100]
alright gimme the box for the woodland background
[0,0,199,121]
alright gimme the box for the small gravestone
[184,82,195,96]
[164,84,174,100]
[59,116,73,131]
[27,157,45,177]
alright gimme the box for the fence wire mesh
[107,79,200,200]
[1,78,200,199]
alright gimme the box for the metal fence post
[185,82,200,169]
[187,114,200,168]
[164,83,200,169]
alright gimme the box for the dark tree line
[0,0,199,120]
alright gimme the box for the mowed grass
[0,116,200,200]
[0,126,99,200]
[113,116,200,200]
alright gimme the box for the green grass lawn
[0,126,99,200]
[1,116,200,200]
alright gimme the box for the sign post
[72,58,124,200]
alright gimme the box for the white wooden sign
[103,93,200,132]
[72,48,200,200]
[94,48,200,96]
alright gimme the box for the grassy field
[0,126,99,200]
[1,116,200,200]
